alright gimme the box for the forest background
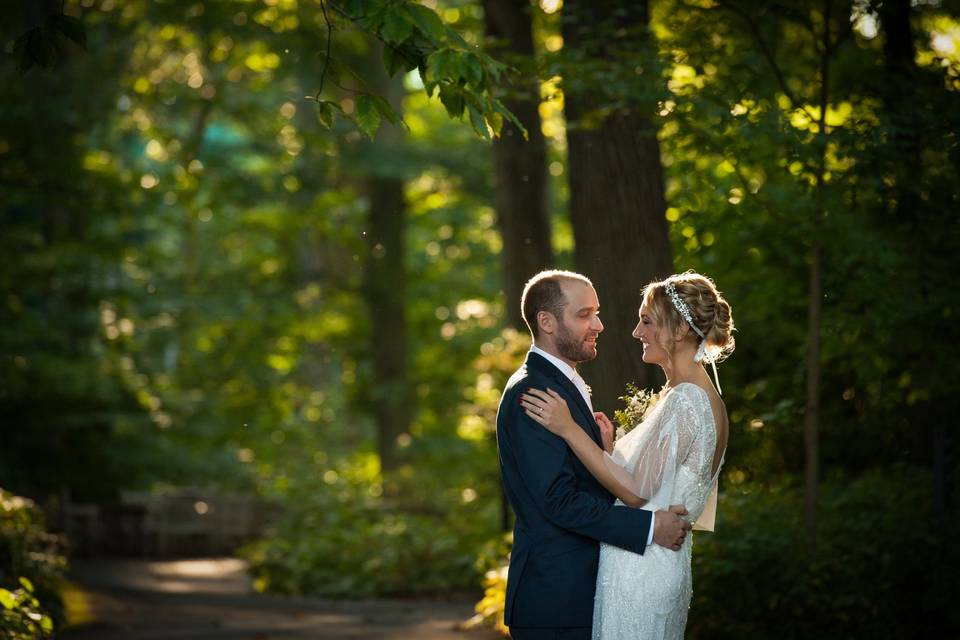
[2,0,959,638]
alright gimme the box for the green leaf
[19,576,35,593]
[438,85,464,119]
[41,615,54,633]
[444,26,471,50]
[50,14,87,49]
[493,99,527,140]
[467,104,490,140]
[419,61,435,95]
[487,109,504,137]
[316,100,336,129]
[408,4,445,42]
[383,45,403,77]
[0,588,14,610]
[424,49,460,85]
[477,52,506,82]
[355,2,387,31]
[355,94,381,139]
[370,95,399,125]
[381,6,413,45]
[462,53,484,88]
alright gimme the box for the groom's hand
[594,411,615,454]
[652,505,692,551]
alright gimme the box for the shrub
[0,489,67,638]
[242,478,504,598]
[472,467,959,639]
[690,467,959,639]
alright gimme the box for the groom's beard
[555,322,598,363]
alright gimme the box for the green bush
[0,578,54,639]
[472,467,958,639]
[0,489,67,638]
[242,477,505,598]
[690,467,957,639]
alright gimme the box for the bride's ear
[674,322,690,342]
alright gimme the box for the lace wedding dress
[593,383,724,640]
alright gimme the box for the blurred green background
[2,0,958,638]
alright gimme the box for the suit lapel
[526,352,602,446]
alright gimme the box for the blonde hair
[641,271,735,361]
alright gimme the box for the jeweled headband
[663,281,722,394]
[664,282,706,341]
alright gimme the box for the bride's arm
[521,388,648,508]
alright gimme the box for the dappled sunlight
[2,1,956,638]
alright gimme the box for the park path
[61,558,501,640]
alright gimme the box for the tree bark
[879,1,950,624]
[482,0,553,330]
[363,53,412,476]
[364,173,411,474]
[562,0,672,412]
[802,240,821,544]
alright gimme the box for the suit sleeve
[501,386,652,554]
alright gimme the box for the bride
[520,272,735,640]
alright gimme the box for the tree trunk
[802,241,821,544]
[364,174,411,475]
[880,1,950,624]
[363,53,412,477]
[803,0,834,548]
[562,0,672,412]
[482,0,553,330]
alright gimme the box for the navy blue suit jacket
[496,351,652,629]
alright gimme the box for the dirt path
[61,558,502,640]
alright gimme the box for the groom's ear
[537,310,556,335]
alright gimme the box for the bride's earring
[694,340,707,364]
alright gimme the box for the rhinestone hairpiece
[664,282,705,340]
[664,281,723,394]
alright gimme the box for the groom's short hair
[521,270,594,338]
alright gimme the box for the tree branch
[715,0,818,122]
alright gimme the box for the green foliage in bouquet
[613,383,663,439]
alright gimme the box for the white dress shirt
[530,345,593,411]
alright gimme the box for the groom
[496,270,690,640]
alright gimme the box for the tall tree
[562,0,673,412]
[362,50,413,478]
[877,0,958,622]
[714,0,856,545]
[482,0,552,533]
[482,0,553,329]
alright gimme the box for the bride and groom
[496,269,735,640]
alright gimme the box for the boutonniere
[585,384,592,397]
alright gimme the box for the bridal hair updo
[642,271,736,361]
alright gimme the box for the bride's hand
[520,388,576,438]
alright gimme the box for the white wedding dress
[592,383,724,640]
